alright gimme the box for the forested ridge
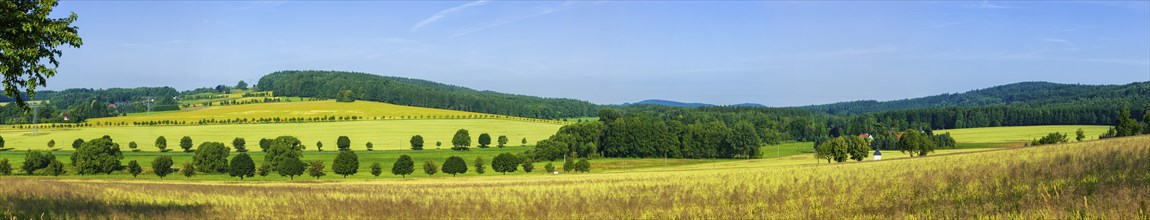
[256,70,599,119]
[801,81,1150,115]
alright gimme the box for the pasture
[89,100,489,125]
[1,135,1145,218]
[939,125,1112,147]
[0,119,562,151]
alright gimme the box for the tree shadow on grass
[1,194,210,218]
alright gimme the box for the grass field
[1,135,1145,218]
[0,119,561,151]
[939,125,1112,147]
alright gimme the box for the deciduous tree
[127,160,142,177]
[192,142,230,173]
[492,153,519,175]
[575,159,590,173]
[308,160,326,179]
[544,162,555,174]
[278,157,306,180]
[474,157,486,174]
[423,160,438,176]
[332,150,359,178]
[152,156,174,179]
[1076,128,1086,142]
[521,158,534,173]
[337,136,351,151]
[229,153,256,180]
[45,158,65,176]
[497,135,509,148]
[155,136,167,151]
[392,155,414,177]
[180,136,193,152]
[451,129,471,151]
[441,156,467,177]
[72,138,83,149]
[478,133,491,148]
[181,163,195,178]
[21,150,52,175]
[370,162,383,177]
[232,137,247,152]
[72,138,123,174]
[0,0,84,109]
[410,135,424,150]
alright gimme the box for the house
[873,149,882,160]
[858,133,873,141]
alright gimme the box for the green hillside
[801,81,1150,114]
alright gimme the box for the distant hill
[256,70,599,119]
[622,99,766,108]
[799,81,1150,115]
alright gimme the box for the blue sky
[47,1,1150,106]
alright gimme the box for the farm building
[873,149,882,160]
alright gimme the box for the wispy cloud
[1040,38,1077,50]
[450,1,575,38]
[411,0,490,32]
[967,0,1011,9]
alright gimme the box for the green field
[0,119,561,151]
[939,125,1111,147]
[91,100,491,125]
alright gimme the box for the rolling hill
[800,81,1150,115]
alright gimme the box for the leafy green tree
[410,135,424,150]
[0,135,4,149]
[336,136,351,151]
[128,141,138,151]
[544,162,555,174]
[1144,110,1150,134]
[264,136,303,172]
[370,162,383,177]
[845,136,872,162]
[229,153,256,180]
[392,155,415,177]
[478,133,491,148]
[521,158,534,173]
[436,141,442,149]
[575,159,590,173]
[72,138,84,149]
[332,150,359,178]
[0,0,84,109]
[155,136,167,152]
[308,160,326,179]
[336,90,356,102]
[1076,128,1086,141]
[47,139,55,149]
[180,163,195,178]
[192,142,230,173]
[423,160,438,176]
[72,138,123,174]
[728,122,762,158]
[492,153,519,175]
[898,130,924,157]
[441,156,468,177]
[563,158,575,173]
[180,136,193,152]
[1031,132,1069,146]
[152,156,174,179]
[44,158,65,177]
[521,138,527,147]
[497,135,509,148]
[474,157,486,174]
[232,137,247,152]
[277,157,306,180]
[259,138,271,152]
[127,160,142,177]
[1115,106,1143,137]
[316,141,324,152]
[0,158,11,175]
[235,80,248,90]
[366,142,374,151]
[451,129,471,151]
[21,151,52,175]
[814,137,837,163]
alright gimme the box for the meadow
[939,125,1112,147]
[1,135,1145,218]
[0,119,561,151]
[90,100,491,125]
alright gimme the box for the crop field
[939,125,1112,147]
[89,100,489,125]
[0,119,562,151]
[1,135,1145,218]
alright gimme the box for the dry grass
[2,135,1148,219]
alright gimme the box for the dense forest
[0,87,180,124]
[256,70,600,119]
[801,81,1150,115]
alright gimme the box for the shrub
[257,163,270,177]
[308,160,326,179]
[45,158,65,177]
[563,159,575,173]
[545,162,555,174]
[370,162,383,177]
[575,159,591,173]
[127,160,142,177]
[0,158,11,175]
[474,157,486,175]
[181,163,196,178]
[521,159,534,173]
[22,151,53,175]
[423,160,438,176]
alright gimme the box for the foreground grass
[0,119,561,151]
[2,136,1145,218]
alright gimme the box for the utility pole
[30,102,42,136]
[143,96,155,116]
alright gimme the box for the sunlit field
[939,125,1112,147]
[3,134,1144,218]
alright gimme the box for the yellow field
[938,125,1112,146]
[0,119,561,151]
[90,100,489,125]
[2,135,1146,218]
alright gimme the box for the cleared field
[89,100,488,125]
[1,135,1145,218]
[0,119,561,151]
[938,125,1112,147]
